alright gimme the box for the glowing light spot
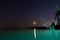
[33,21,36,25]
[34,28,36,39]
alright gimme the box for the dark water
[0,29,60,40]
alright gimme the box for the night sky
[0,0,60,27]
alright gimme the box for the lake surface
[0,29,60,40]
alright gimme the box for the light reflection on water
[0,29,60,40]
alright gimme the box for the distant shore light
[33,21,36,25]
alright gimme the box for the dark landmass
[0,25,60,30]
[27,26,48,30]
[0,26,49,30]
[55,25,60,30]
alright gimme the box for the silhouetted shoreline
[0,25,59,30]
